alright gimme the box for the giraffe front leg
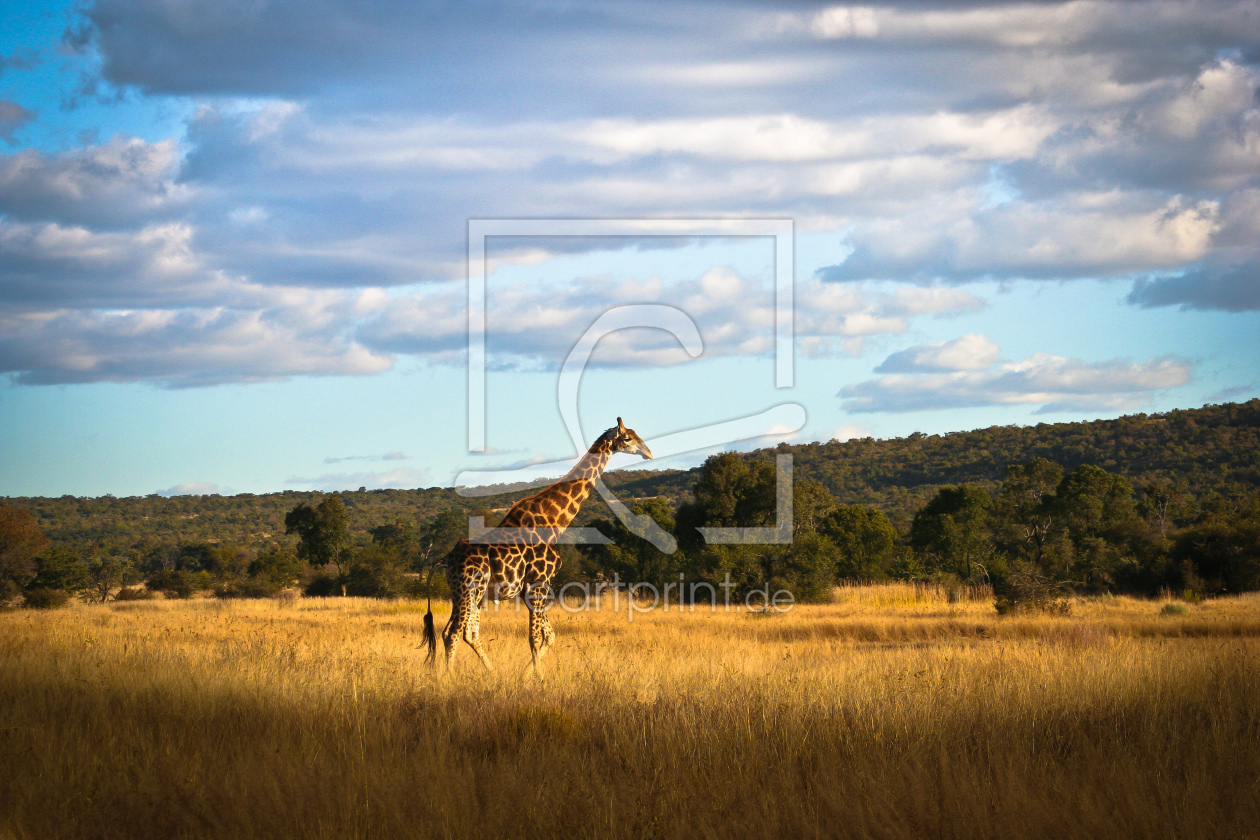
[526,587,556,680]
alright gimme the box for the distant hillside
[597,399,1260,526]
[7,400,1258,550]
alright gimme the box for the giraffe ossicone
[423,418,653,677]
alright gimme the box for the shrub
[994,563,1072,616]
[1160,602,1188,616]
[23,587,70,609]
[146,569,212,599]
[215,578,283,599]
[113,586,153,601]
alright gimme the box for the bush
[215,578,284,599]
[1,578,23,607]
[146,569,212,599]
[23,587,70,609]
[248,545,303,589]
[343,544,408,598]
[994,563,1072,615]
[1160,602,1188,616]
[113,586,153,601]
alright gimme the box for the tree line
[2,400,1258,608]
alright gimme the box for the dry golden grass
[2,586,1259,839]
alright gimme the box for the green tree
[82,552,135,603]
[792,479,836,534]
[344,543,409,598]
[285,495,351,574]
[585,498,680,588]
[1048,465,1140,588]
[0,502,50,603]
[1171,516,1260,594]
[774,531,838,603]
[820,505,898,581]
[992,458,1063,568]
[415,508,469,570]
[29,546,88,594]
[675,453,775,549]
[1139,477,1192,538]
[909,485,992,581]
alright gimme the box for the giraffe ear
[617,416,626,434]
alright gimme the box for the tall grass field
[2,586,1258,839]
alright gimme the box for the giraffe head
[610,416,653,459]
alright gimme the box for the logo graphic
[457,219,801,551]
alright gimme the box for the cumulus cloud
[842,339,1193,413]
[820,193,1221,283]
[0,297,391,387]
[0,137,190,228]
[359,267,983,370]
[0,0,1253,388]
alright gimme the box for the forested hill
[578,399,1260,525]
[6,399,1259,551]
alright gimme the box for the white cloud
[358,270,984,370]
[823,193,1221,282]
[0,299,392,386]
[830,423,874,442]
[796,2,1258,49]
[159,481,224,496]
[0,137,191,228]
[876,333,1002,373]
[843,343,1193,413]
[286,466,433,492]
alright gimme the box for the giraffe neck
[497,431,618,538]
[540,435,614,531]
[562,434,615,486]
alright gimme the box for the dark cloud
[1127,254,1260,312]
[0,0,1253,387]
[0,100,35,144]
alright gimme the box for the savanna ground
[2,585,1259,840]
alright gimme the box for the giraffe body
[424,418,652,676]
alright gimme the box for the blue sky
[1,0,1258,498]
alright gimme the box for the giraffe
[423,417,652,677]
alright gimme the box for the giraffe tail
[422,562,439,666]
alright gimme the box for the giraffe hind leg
[442,603,460,672]
[462,603,494,671]
[455,574,493,672]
